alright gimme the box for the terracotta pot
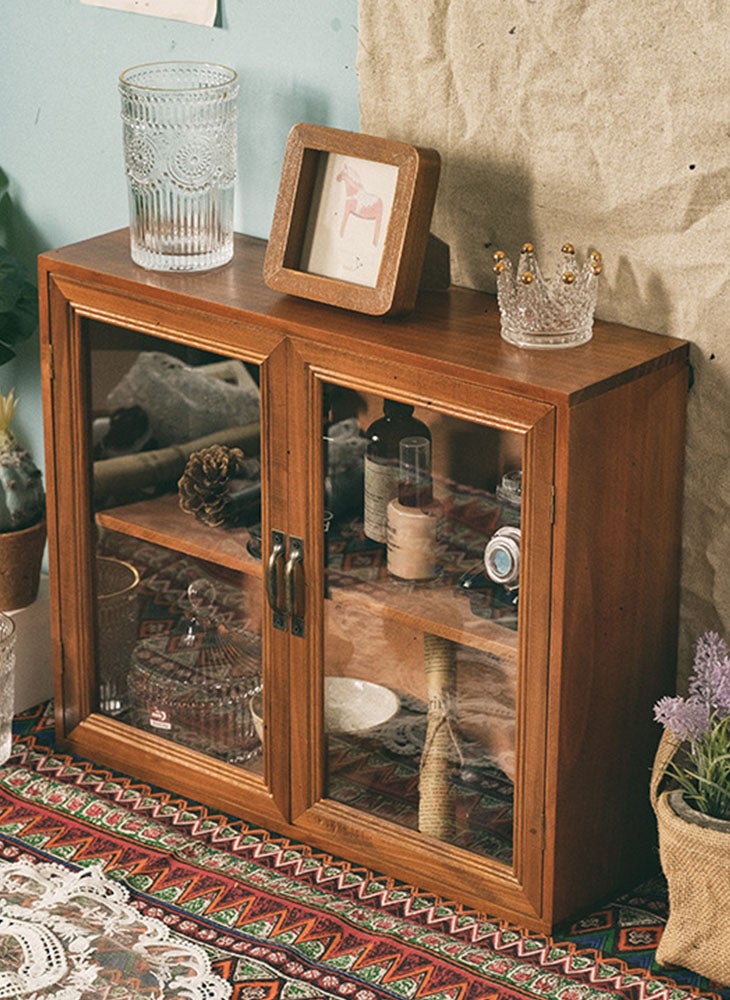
[0,518,47,612]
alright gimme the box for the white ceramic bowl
[249,677,399,741]
[250,691,264,742]
[325,677,400,733]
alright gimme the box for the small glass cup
[119,61,239,272]
[0,613,16,764]
[96,556,140,716]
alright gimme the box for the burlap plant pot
[651,728,730,985]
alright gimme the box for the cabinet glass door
[321,383,524,865]
[86,321,265,775]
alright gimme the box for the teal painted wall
[0,0,360,462]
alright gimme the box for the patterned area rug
[0,856,229,997]
[2,702,728,1000]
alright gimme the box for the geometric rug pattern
[2,702,728,1000]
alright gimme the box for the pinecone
[178,445,248,528]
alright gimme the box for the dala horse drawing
[336,162,384,246]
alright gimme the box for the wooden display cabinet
[38,229,689,931]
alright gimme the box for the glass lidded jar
[128,611,262,765]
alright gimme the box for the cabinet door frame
[284,339,555,926]
[41,272,292,830]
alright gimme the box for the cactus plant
[0,389,44,532]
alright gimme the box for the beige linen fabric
[358,1,730,678]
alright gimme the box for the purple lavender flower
[654,631,730,820]
[688,631,730,707]
[653,694,710,741]
[714,668,730,716]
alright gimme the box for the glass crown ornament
[493,243,602,349]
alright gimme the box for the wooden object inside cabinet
[38,229,689,931]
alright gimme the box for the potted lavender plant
[651,631,730,984]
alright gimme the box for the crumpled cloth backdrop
[357,0,730,681]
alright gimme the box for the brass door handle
[285,536,305,638]
[266,530,287,631]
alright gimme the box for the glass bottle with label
[363,399,431,543]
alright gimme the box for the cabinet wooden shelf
[327,573,518,659]
[96,494,261,577]
[39,228,689,932]
[96,493,510,657]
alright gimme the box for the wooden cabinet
[38,229,689,931]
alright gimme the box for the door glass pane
[323,384,521,864]
[86,321,264,774]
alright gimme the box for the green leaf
[0,244,38,362]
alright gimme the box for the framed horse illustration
[264,124,441,316]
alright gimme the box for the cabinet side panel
[41,276,96,736]
[39,265,65,735]
[549,357,688,922]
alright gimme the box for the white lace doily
[0,857,231,999]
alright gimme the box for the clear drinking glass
[0,613,16,764]
[119,61,239,272]
[96,556,140,717]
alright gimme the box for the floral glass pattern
[119,61,238,272]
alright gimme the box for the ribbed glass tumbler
[119,61,239,272]
[0,613,16,765]
[96,556,140,718]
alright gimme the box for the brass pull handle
[285,536,305,638]
[266,530,287,631]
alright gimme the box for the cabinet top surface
[39,229,688,404]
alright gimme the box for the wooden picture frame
[263,124,441,317]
